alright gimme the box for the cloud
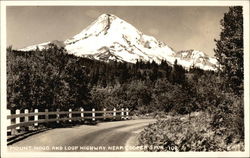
[85,9,101,18]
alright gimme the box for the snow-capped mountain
[175,50,218,71]
[20,13,218,71]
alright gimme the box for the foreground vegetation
[138,111,244,151]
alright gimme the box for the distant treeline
[7,45,90,111]
[7,43,210,112]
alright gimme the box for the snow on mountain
[19,40,65,51]
[19,13,218,71]
[175,50,218,71]
[20,41,50,51]
[63,14,176,64]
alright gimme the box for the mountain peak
[94,13,116,26]
[19,13,218,71]
[97,13,117,20]
[65,13,122,44]
[175,49,218,71]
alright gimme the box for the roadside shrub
[138,112,244,151]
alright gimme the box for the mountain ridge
[19,13,218,71]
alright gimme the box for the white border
[1,1,249,157]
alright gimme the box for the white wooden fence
[7,108,129,134]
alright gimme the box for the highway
[8,119,156,152]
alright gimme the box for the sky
[7,6,229,57]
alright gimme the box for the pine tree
[170,60,186,84]
[214,6,243,94]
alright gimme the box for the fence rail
[7,108,129,134]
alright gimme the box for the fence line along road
[7,107,129,135]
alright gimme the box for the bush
[138,112,244,151]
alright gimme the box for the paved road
[8,119,156,152]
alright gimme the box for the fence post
[113,108,116,120]
[15,109,20,130]
[69,109,72,122]
[34,109,38,127]
[103,108,106,120]
[7,110,11,134]
[10,110,17,135]
[56,109,60,123]
[24,109,29,131]
[126,108,129,119]
[80,107,84,121]
[45,109,49,121]
[44,109,49,127]
[24,109,29,122]
[92,108,95,121]
[121,108,124,120]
